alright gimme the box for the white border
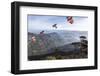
[20,6,95,70]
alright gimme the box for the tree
[80,36,87,51]
[80,36,86,42]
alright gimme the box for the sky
[28,15,88,32]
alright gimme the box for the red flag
[67,16,74,24]
[40,31,44,35]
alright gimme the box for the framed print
[11,1,98,74]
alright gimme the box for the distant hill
[28,31,87,56]
[28,32,65,56]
